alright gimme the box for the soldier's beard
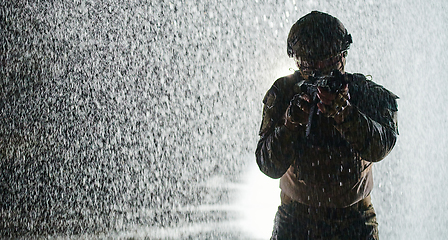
[299,62,345,80]
[296,53,346,80]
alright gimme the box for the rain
[1,0,447,239]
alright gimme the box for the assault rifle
[293,70,348,138]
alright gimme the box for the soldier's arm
[334,80,399,162]
[255,80,300,179]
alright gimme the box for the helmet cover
[287,11,352,61]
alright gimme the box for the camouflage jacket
[255,71,398,208]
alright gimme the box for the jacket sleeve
[334,75,399,162]
[255,79,301,179]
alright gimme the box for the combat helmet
[287,11,352,61]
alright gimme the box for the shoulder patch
[263,89,277,109]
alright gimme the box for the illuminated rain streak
[1,0,448,239]
[1,1,263,238]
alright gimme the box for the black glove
[316,70,350,119]
[284,93,312,130]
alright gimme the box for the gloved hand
[316,83,351,123]
[284,93,312,130]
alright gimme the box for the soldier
[255,11,398,239]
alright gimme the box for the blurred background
[1,0,447,239]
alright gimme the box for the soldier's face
[296,52,346,80]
